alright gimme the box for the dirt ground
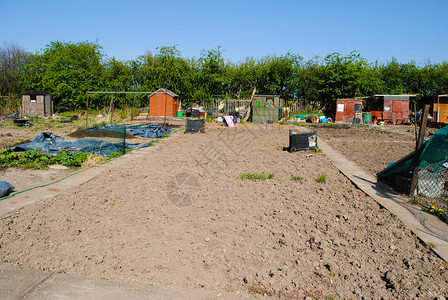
[0,117,180,193]
[1,123,447,299]
[316,123,448,216]
[316,124,418,175]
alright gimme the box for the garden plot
[0,124,447,299]
[317,125,417,175]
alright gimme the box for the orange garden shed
[149,88,180,117]
[333,98,363,123]
[434,94,448,124]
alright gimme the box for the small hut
[434,94,448,124]
[252,95,280,123]
[22,91,53,117]
[370,95,415,125]
[148,88,180,117]
[333,98,363,124]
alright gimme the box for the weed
[316,174,327,183]
[409,198,422,205]
[291,176,305,182]
[240,173,275,181]
[312,148,322,153]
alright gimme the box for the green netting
[377,126,448,199]
[420,126,448,173]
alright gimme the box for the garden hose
[0,153,123,202]
[0,168,84,201]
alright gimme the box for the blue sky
[1,0,446,64]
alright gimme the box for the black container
[289,130,317,152]
[186,119,205,133]
[185,107,192,117]
[192,109,200,118]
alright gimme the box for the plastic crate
[289,130,317,152]
[186,119,204,133]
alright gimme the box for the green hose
[0,144,141,202]
[0,168,85,201]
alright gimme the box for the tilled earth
[316,124,417,175]
[0,124,447,299]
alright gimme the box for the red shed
[371,95,414,125]
[333,98,363,123]
[149,88,180,117]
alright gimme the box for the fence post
[409,104,430,196]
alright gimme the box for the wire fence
[198,99,252,117]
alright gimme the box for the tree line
[1,40,447,112]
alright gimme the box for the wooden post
[409,104,430,196]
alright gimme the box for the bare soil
[316,124,417,175]
[1,124,447,299]
[0,118,177,194]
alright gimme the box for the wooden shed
[434,94,448,124]
[22,91,53,117]
[370,94,414,125]
[252,95,280,123]
[148,88,180,117]
[333,98,363,124]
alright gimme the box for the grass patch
[240,173,275,181]
[316,174,327,183]
[291,176,305,182]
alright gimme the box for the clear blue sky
[1,0,446,65]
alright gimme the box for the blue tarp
[89,124,171,138]
[0,181,14,197]
[12,132,150,156]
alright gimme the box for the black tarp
[12,132,150,156]
[89,124,171,138]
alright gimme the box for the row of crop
[0,148,119,169]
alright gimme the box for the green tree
[0,42,29,97]
[23,41,105,111]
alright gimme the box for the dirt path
[0,125,447,299]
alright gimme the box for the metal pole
[86,89,89,129]
[164,88,167,135]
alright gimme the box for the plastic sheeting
[89,124,171,138]
[0,181,14,197]
[12,132,150,156]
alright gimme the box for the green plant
[108,152,121,159]
[312,148,322,153]
[316,174,327,183]
[422,205,447,222]
[291,176,305,182]
[409,198,422,205]
[240,173,275,181]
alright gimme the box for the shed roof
[23,91,51,96]
[149,88,179,98]
[336,98,363,101]
[374,94,416,101]
[438,94,448,98]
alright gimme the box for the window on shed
[30,95,37,103]
[337,103,344,112]
[354,103,362,112]
[384,105,392,112]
